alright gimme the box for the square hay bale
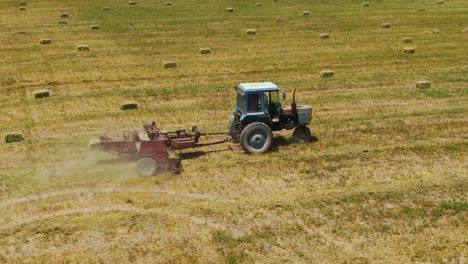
[120,101,138,110]
[91,25,99,30]
[61,13,70,18]
[256,3,263,7]
[403,47,415,54]
[302,11,311,16]
[5,133,24,143]
[33,89,50,99]
[103,7,110,11]
[40,39,52,45]
[77,45,90,51]
[129,1,137,5]
[381,23,391,28]
[276,18,285,23]
[199,48,211,54]
[246,29,256,35]
[416,80,431,89]
[226,7,234,12]
[436,0,444,4]
[19,7,27,11]
[402,37,413,43]
[19,2,26,6]
[163,61,177,69]
[362,2,370,7]
[320,33,330,39]
[58,20,68,25]
[320,70,334,78]
[418,8,426,12]
[165,2,172,6]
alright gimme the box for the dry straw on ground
[302,11,311,16]
[76,45,90,51]
[402,37,413,43]
[320,70,334,78]
[129,1,136,5]
[320,33,330,39]
[246,29,257,35]
[19,7,27,11]
[33,89,50,99]
[226,8,234,12]
[40,39,52,45]
[256,3,263,7]
[120,101,138,110]
[418,8,426,12]
[91,25,99,30]
[165,2,172,6]
[403,47,416,53]
[4,133,24,143]
[102,7,110,11]
[381,23,391,28]
[276,18,285,22]
[416,80,431,89]
[163,61,177,69]
[199,48,211,54]
[58,20,68,25]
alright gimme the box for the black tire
[239,122,273,154]
[136,157,158,177]
[229,117,240,143]
[292,125,312,143]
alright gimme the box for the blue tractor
[229,82,313,154]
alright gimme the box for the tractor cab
[234,82,285,125]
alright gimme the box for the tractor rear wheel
[240,122,273,154]
[292,125,312,143]
[136,157,158,177]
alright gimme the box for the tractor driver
[149,121,160,140]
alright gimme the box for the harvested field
[0,0,466,263]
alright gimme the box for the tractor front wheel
[240,122,273,154]
[136,157,158,177]
[292,125,312,143]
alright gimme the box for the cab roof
[237,82,279,93]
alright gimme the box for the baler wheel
[239,122,273,154]
[292,125,312,143]
[136,157,158,177]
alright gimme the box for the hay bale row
[226,7,234,12]
[320,70,334,78]
[276,18,285,23]
[77,45,90,51]
[91,25,99,30]
[58,20,68,25]
[129,1,136,5]
[418,8,426,12]
[302,11,311,16]
[19,2,26,6]
[403,47,415,54]
[121,101,138,110]
[256,3,263,7]
[416,80,431,89]
[432,28,440,34]
[165,2,172,6]
[199,48,211,54]
[61,13,70,18]
[19,7,27,11]
[103,7,110,11]
[5,133,24,143]
[436,0,444,4]
[381,23,391,28]
[402,37,413,43]
[463,28,468,33]
[320,33,330,39]
[40,39,52,45]
[362,2,370,7]
[163,61,176,69]
[33,89,50,99]
[246,29,256,35]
